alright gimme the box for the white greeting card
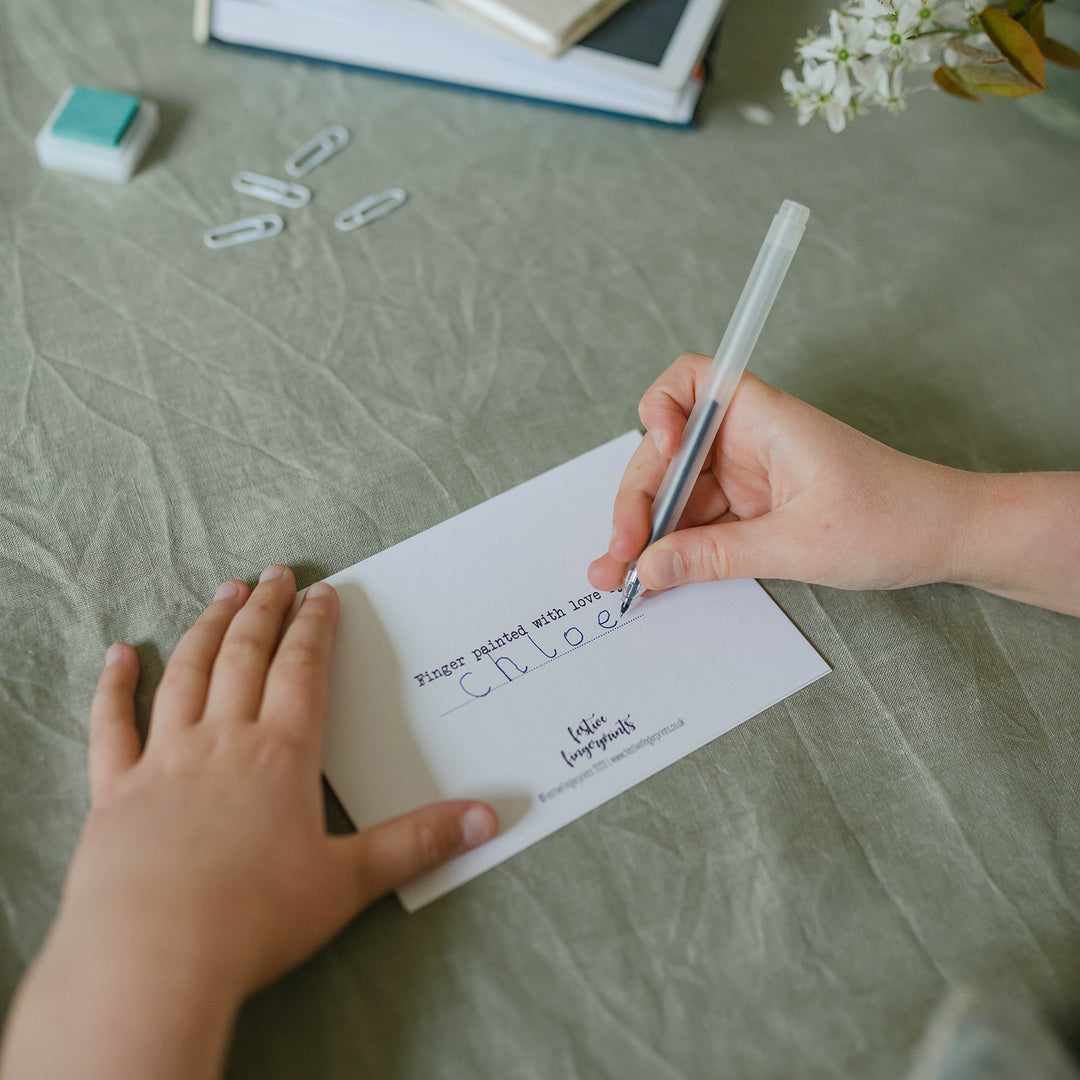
[322,432,830,910]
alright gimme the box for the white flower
[782,62,854,132]
[782,64,817,121]
[782,0,962,131]
[934,0,978,24]
[872,0,940,63]
[852,56,893,105]
[881,64,908,113]
[845,0,894,18]
[797,11,883,106]
[859,62,911,113]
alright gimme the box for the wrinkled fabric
[1,0,1079,1077]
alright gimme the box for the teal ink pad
[51,87,140,146]
[36,86,159,182]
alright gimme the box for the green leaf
[1041,35,1080,69]
[1004,1,1080,71]
[1022,3,1045,40]
[1012,0,1045,40]
[933,65,982,100]
[954,62,1047,95]
[980,7,1047,88]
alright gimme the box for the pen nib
[620,566,641,615]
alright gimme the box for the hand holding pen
[613,200,810,613]
[589,197,1080,617]
[590,353,1080,616]
[588,340,1080,616]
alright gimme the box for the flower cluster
[781,0,986,131]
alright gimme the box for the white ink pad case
[35,86,159,183]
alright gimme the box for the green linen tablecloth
[2,0,1079,1076]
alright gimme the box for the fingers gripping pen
[620,200,810,614]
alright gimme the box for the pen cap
[765,200,810,252]
[703,199,810,406]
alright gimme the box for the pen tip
[620,597,630,616]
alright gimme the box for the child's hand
[1,566,497,1079]
[588,355,1080,618]
[589,355,966,596]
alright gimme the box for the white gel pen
[620,199,810,613]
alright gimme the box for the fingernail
[643,549,682,588]
[307,582,333,598]
[105,644,126,666]
[214,581,240,601]
[462,806,497,848]
[259,564,286,582]
[610,526,618,547]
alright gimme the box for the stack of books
[194,0,728,125]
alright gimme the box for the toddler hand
[1,566,497,1080]
[73,566,497,996]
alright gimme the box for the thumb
[333,800,499,909]
[637,515,796,590]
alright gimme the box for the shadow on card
[321,581,445,827]
[476,791,532,832]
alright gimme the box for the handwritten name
[413,596,610,686]
[414,592,629,699]
[446,605,625,706]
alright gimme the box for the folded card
[321,431,830,910]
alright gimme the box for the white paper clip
[231,171,311,209]
[334,188,408,231]
[203,214,284,249]
[285,125,349,178]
